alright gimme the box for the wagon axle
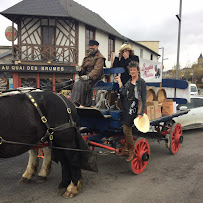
[179,136,183,143]
[165,135,183,144]
[142,153,149,162]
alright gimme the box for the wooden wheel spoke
[140,142,144,149]
[169,123,182,155]
[137,143,141,151]
[132,158,138,167]
[130,138,150,174]
[141,142,146,150]
[137,162,141,170]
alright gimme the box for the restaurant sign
[5,26,18,41]
[0,64,77,73]
[139,59,162,83]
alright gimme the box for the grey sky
[0,0,202,71]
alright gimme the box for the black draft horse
[0,89,97,198]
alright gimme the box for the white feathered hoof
[19,177,31,184]
[63,180,83,199]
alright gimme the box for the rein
[0,136,91,153]
[0,136,115,155]
[41,80,75,91]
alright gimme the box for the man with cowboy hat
[113,43,139,85]
[71,40,106,107]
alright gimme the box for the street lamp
[176,0,182,79]
[174,0,182,99]
[159,47,168,70]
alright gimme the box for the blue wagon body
[76,67,189,174]
[77,108,123,132]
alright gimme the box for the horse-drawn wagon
[0,66,190,198]
[76,67,189,174]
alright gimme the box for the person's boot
[117,142,128,157]
[126,142,135,162]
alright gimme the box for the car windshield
[177,98,203,110]
[177,100,194,110]
[191,86,197,92]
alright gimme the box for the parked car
[189,83,198,95]
[173,95,203,130]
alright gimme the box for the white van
[189,83,198,95]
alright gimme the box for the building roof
[1,0,159,56]
[1,0,125,40]
[199,53,203,58]
[0,50,12,59]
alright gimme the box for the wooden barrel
[147,88,157,102]
[157,89,167,103]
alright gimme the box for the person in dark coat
[115,61,146,162]
[113,43,139,85]
[71,40,106,107]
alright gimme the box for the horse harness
[0,88,76,145]
[24,91,76,145]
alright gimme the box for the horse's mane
[0,87,43,98]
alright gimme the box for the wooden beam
[37,73,40,88]
[52,73,56,92]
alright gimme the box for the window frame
[41,25,55,46]
[85,26,95,55]
[108,35,115,61]
[140,48,143,58]
[150,54,153,60]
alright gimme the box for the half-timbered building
[0,0,160,91]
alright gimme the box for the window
[150,54,153,60]
[191,86,197,93]
[85,26,95,54]
[42,26,55,46]
[177,98,203,110]
[140,49,143,58]
[42,26,55,60]
[177,101,194,110]
[108,36,115,61]
[193,98,203,108]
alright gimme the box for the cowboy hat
[119,43,133,52]
[134,114,150,133]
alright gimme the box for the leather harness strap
[25,92,53,143]
[24,92,76,143]
[55,93,76,127]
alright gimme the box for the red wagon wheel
[129,138,150,175]
[169,123,183,155]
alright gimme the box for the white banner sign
[140,59,162,83]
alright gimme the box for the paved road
[0,129,203,203]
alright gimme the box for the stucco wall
[137,41,159,54]
[95,30,109,66]
[78,23,86,65]
[114,39,124,56]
